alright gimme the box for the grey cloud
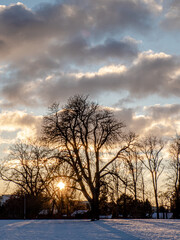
[110,107,157,136]
[90,38,138,61]
[113,96,135,107]
[161,0,180,30]
[1,81,39,107]
[145,104,180,120]
[11,57,60,83]
[48,53,179,100]
[37,0,155,35]
[46,37,139,66]
[0,3,87,61]
[114,108,134,127]
[124,55,179,98]
[0,0,157,62]
[2,52,180,107]
[88,0,153,35]
[0,111,43,144]
[0,111,42,128]
[99,106,150,135]
[0,1,168,108]
[16,114,41,127]
[0,4,38,36]
[113,105,180,137]
[1,36,139,90]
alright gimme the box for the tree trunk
[175,189,180,218]
[90,195,99,221]
[155,192,159,219]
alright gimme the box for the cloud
[0,0,174,109]
[0,111,42,142]
[0,0,161,62]
[3,36,138,85]
[1,81,39,107]
[144,104,180,121]
[49,37,139,66]
[113,103,180,138]
[1,50,180,107]
[123,51,178,98]
[162,0,180,30]
[39,51,180,102]
[1,104,179,146]
[0,104,179,153]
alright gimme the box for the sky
[0,0,180,183]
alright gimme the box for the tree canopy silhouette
[42,95,135,220]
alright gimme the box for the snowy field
[0,219,179,240]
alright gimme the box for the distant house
[0,195,11,206]
[152,212,173,219]
[71,209,88,217]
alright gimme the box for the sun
[57,181,65,190]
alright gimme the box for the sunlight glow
[57,181,65,190]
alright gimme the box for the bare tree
[140,136,164,219]
[122,147,143,201]
[140,169,146,202]
[42,95,135,220]
[0,140,55,197]
[111,160,129,201]
[168,136,180,218]
[45,162,78,217]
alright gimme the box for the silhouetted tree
[116,194,152,218]
[168,136,180,218]
[122,146,143,201]
[140,136,164,219]
[42,95,135,220]
[0,190,48,219]
[0,140,55,198]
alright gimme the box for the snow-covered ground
[0,219,179,240]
